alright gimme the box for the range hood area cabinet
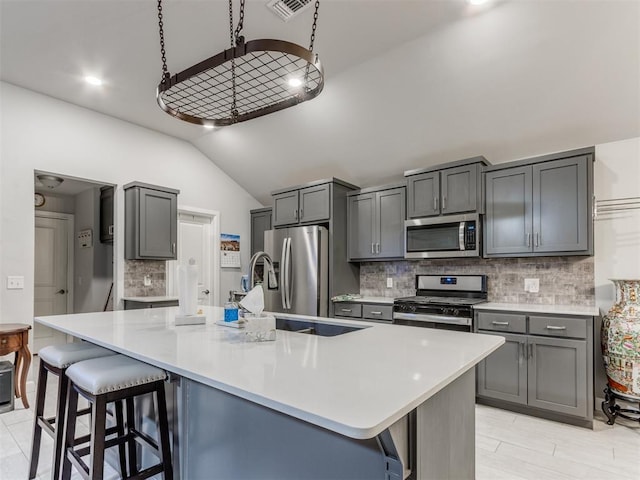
[347,185,406,261]
[484,148,594,257]
[250,207,272,257]
[271,178,358,228]
[124,182,180,260]
[405,156,490,219]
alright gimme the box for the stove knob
[409,305,416,313]
[451,309,459,316]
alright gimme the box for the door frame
[167,206,221,307]
[34,211,75,314]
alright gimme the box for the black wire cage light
[155,0,324,127]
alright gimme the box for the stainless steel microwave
[404,213,481,258]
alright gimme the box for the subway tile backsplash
[124,260,166,297]
[360,256,594,306]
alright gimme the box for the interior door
[34,215,71,351]
[169,212,213,305]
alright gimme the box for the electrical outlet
[524,278,539,293]
[144,275,152,287]
[386,277,393,288]
[7,276,24,289]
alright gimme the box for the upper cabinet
[99,186,114,244]
[484,149,593,257]
[250,207,272,256]
[348,186,406,261]
[271,179,357,227]
[406,157,489,218]
[125,182,179,260]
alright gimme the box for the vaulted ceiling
[2,0,639,204]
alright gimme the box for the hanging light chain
[157,0,169,83]
[228,0,238,120]
[305,0,320,88]
[235,0,246,45]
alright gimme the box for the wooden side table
[0,323,32,409]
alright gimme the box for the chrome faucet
[248,251,278,290]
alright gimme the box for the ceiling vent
[266,0,313,22]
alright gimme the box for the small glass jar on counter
[224,301,239,322]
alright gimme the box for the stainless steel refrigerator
[263,225,328,317]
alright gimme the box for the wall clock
[34,192,45,208]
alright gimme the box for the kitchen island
[36,307,503,479]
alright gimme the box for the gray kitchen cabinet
[272,183,331,227]
[476,332,527,405]
[348,186,405,261]
[476,309,593,425]
[124,299,179,310]
[250,207,272,256]
[333,301,393,322]
[124,182,179,260]
[406,158,488,219]
[527,336,588,417]
[484,150,593,257]
[99,185,114,244]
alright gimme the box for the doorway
[33,171,115,352]
[167,207,220,307]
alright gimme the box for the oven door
[393,312,472,332]
[404,213,479,259]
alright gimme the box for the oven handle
[393,312,472,326]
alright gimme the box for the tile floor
[1,358,639,479]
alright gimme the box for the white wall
[0,82,262,329]
[593,136,640,397]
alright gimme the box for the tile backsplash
[124,260,166,297]
[360,256,594,306]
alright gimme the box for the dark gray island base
[172,369,474,480]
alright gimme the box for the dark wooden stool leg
[114,401,128,477]
[126,397,138,476]
[28,360,48,479]
[154,384,173,480]
[52,368,69,480]
[90,396,107,480]
[62,382,79,480]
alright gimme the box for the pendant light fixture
[155,0,324,127]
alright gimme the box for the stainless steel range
[393,274,487,332]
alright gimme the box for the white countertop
[122,296,179,303]
[475,302,600,316]
[332,296,394,305]
[35,307,503,439]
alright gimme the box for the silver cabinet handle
[528,343,533,359]
[433,197,437,211]
[526,232,531,247]
[376,243,380,254]
[57,289,67,294]
[370,311,382,315]
[108,225,114,235]
[203,289,210,295]
[545,325,567,331]
[172,243,176,254]
[535,232,539,247]
[519,342,525,361]
[294,209,298,221]
[442,196,447,210]
[341,308,352,313]
[299,208,303,220]
[371,243,375,254]
[492,321,509,326]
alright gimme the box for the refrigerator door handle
[285,237,292,309]
[281,237,288,309]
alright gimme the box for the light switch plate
[144,275,152,287]
[7,276,24,289]
[386,277,393,288]
[524,278,539,293]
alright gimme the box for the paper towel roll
[177,258,198,316]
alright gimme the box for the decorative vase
[601,279,640,400]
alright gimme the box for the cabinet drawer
[362,304,393,321]
[0,333,22,355]
[529,315,588,339]
[477,312,527,333]
[334,303,362,318]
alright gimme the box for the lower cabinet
[124,299,179,310]
[476,311,592,422]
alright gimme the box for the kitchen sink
[275,318,367,337]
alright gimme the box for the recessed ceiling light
[84,75,103,86]
[288,78,303,88]
[468,0,488,4]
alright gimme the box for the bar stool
[61,354,173,480]
[29,342,117,480]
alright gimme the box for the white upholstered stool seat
[65,354,167,395]
[29,342,116,480]
[38,342,115,369]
